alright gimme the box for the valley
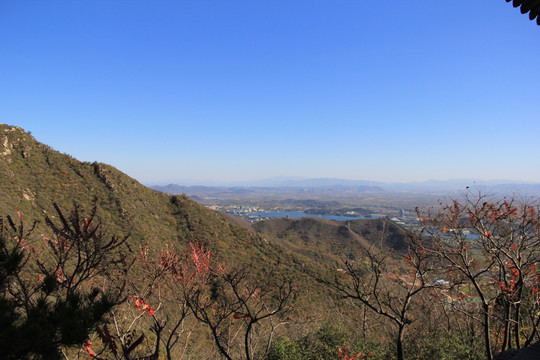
[1,123,539,360]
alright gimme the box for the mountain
[0,124,296,271]
[277,178,384,190]
[1,123,495,358]
[0,124,351,358]
[3,124,411,341]
[0,122,413,282]
[153,178,540,199]
[253,217,410,266]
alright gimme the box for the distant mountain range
[151,177,540,196]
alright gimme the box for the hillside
[253,216,410,266]
[5,123,521,360]
[0,123,432,360]
[0,122,412,272]
[0,124,314,274]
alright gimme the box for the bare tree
[93,240,296,360]
[417,192,540,359]
[324,220,439,360]
[93,242,202,360]
[186,264,296,360]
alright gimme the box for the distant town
[207,203,426,233]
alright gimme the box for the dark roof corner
[506,0,540,25]
[494,340,540,360]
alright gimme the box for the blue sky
[1,1,539,184]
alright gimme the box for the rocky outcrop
[93,162,115,190]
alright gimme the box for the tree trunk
[483,303,493,360]
[397,324,405,360]
[503,302,511,351]
[514,302,522,349]
[245,321,253,360]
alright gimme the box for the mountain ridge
[0,124,291,270]
[152,178,540,196]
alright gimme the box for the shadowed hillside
[253,216,410,266]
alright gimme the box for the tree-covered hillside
[0,124,296,267]
[2,123,539,360]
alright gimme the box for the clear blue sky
[1,1,539,184]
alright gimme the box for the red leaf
[134,297,155,316]
[84,340,96,357]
